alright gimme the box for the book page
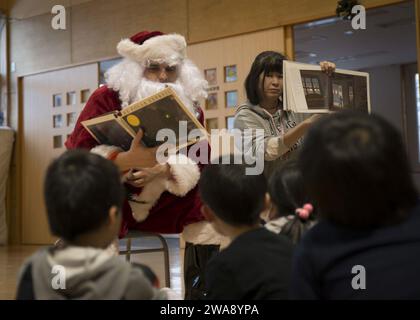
[283,61,370,114]
[82,114,134,151]
[120,87,208,149]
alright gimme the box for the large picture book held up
[283,61,371,113]
[81,87,208,151]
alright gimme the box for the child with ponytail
[265,160,316,244]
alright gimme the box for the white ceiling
[293,1,417,70]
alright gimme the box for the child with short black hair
[16,150,166,299]
[199,156,294,299]
[266,160,316,244]
[291,110,420,299]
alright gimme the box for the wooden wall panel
[9,11,72,76]
[188,0,406,43]
[71,0,188,63]
[8,0,92,19]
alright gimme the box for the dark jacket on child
[205,227,294,299]
[290,202,420,299]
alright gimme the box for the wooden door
[21,63,98,244]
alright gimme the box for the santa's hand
[114,129,159,172]
[125,164,171,188]
[320,61,336,76]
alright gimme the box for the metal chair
[119,230,171,288]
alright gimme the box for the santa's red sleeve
[65,86,121,151]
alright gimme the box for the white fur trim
[117,34,186,66]
[90,145,122,159]
[165,154,200,196]
[129,178,167,222]
[129,154,200,221]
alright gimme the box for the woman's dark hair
[269,160,316,244]
[245,51,287,105]
[44,149,125,241]
[299,110,419,229]
[199,155,267,226]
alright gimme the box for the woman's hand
[125,163,171,188]
[114,129,159,172]
[319,61,336,76]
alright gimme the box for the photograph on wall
[225,90,238,108]
[224,65,238,82]
[205,93,218,110]
[205,68,217,86]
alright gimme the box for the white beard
[105,58,208,118]
[135,78,196,115]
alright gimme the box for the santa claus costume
[65,31,224,299]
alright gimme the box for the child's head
[44,150,125,246]
[268,160,316,243]
[300,110,418,229]
[199,156,267,235]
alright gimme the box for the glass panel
[67,91,76,105]
[53,114,63,128]
[53,135,63,149]
[67,113,77,127]
[53,94,62,107]
[415,73,420,161]
[99,58,122,85]
[81,89,91,103]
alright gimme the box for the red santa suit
[65,84,206,238]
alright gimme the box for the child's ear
[108,206,120,226]
[201,205,214,222]
[264,193,277,220]
[264,193,272,211]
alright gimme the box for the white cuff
[129,178,166,222]
[265,137,289,161]
[90,145,123,159]
[165,154,200,196]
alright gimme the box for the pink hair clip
[295,203,313,220]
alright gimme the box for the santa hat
[117,31,187,66]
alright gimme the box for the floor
[0,236,184,300]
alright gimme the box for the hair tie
[295,203,313,220]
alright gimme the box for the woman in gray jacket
[234,51,335,177]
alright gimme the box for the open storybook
[81,87,208,151]
[283,60,371,113]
